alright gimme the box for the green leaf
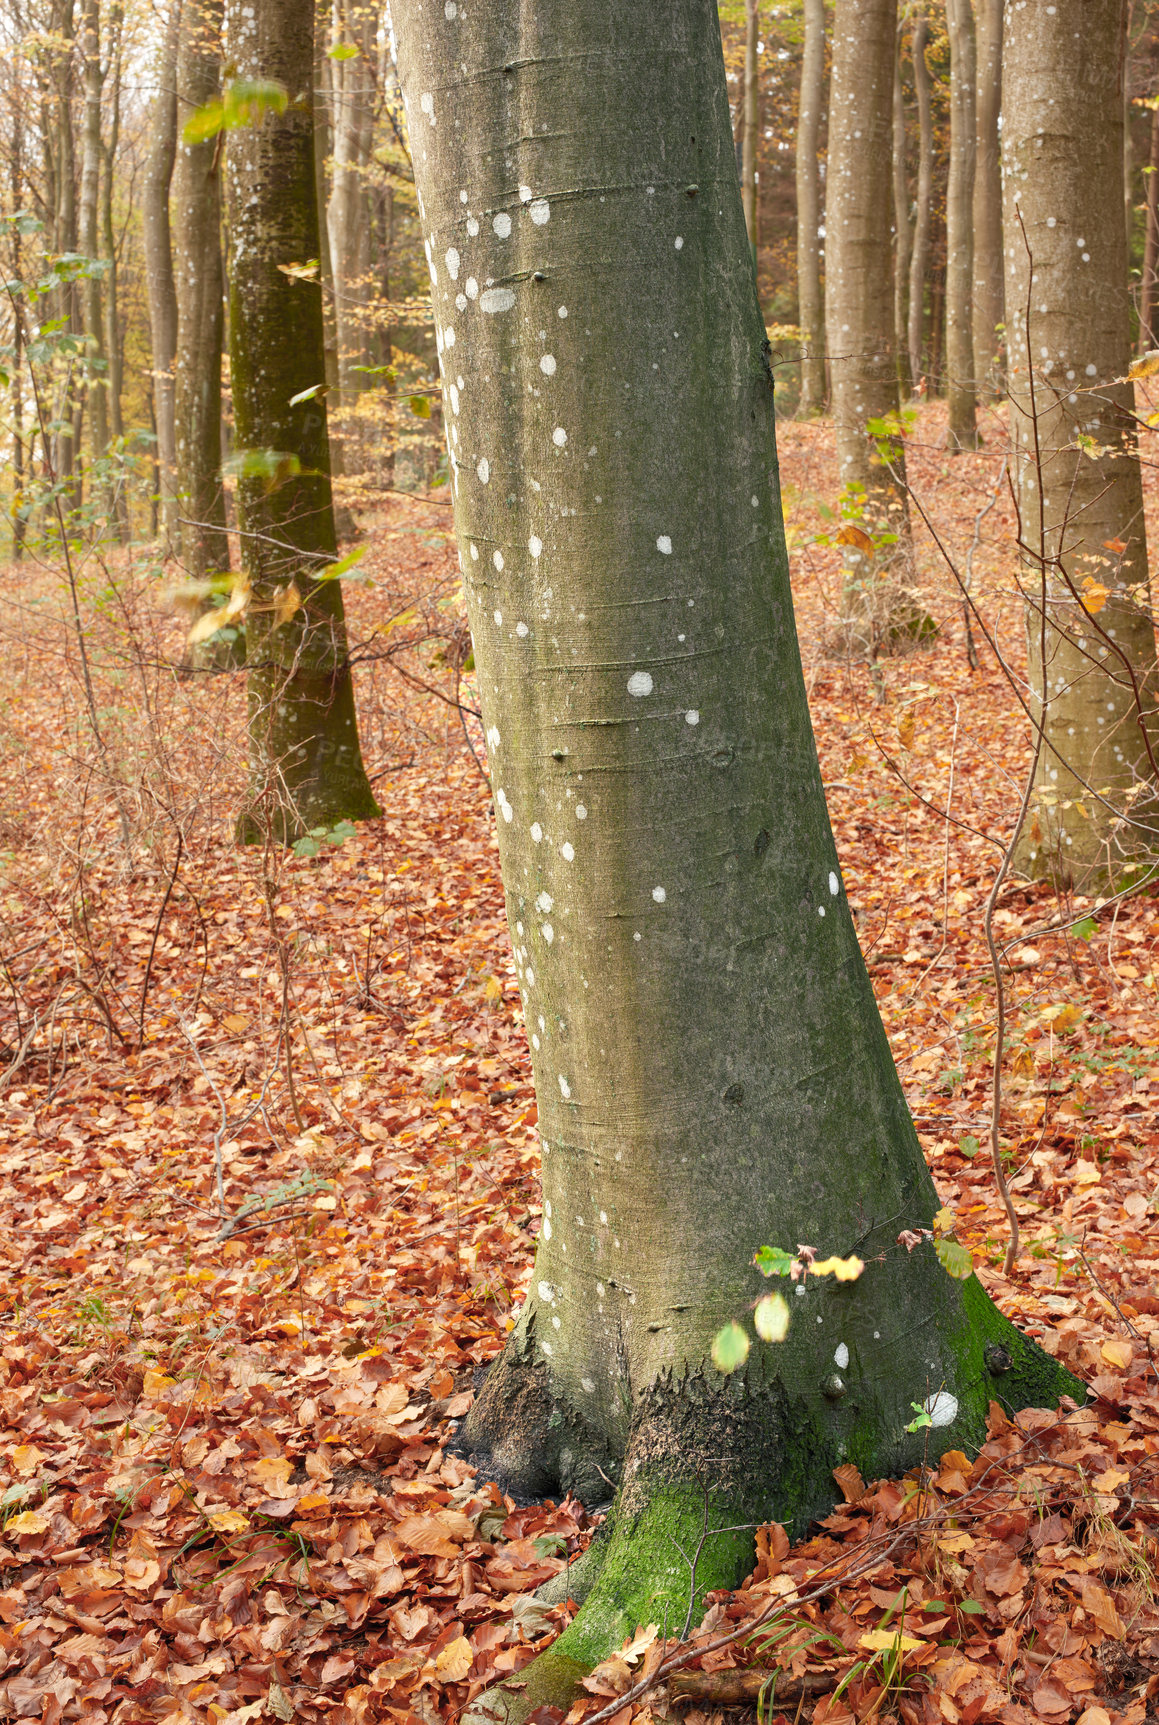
[223,448,302,488]
[409,393,432,419]
[958,1599,986,1615]
[753,1245,796,1278]
[1072,916,1098,942]
[315,545,367,583]
[711,1322,750,1374]
[182,78,288,144]
[289,384,325,405]
[754,1292,790,1343]
[328,41,359,58]
[959,1134,979,1160]
[935,1237,974,1281]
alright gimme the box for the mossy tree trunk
[1003,0,1159,887]
[795,0,826,415]
[223,0,379,840]
[389,3,1081,1719]
[174,0,231,593]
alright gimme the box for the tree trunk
[826,0,913,645]
[389,5,1078,1718]
[892,27,913,402]
[741,0,759,256]
[143,0,182,548]
[1003,0,1159,887]
[224,0,380,840]
[78,0,109,485]
[907,13,932,391]
[174,0,232,593]
[972,0,1004,392]
[100,0,127,540]
[327,0,377,412]
[48,0,78,493]
[944,0,977,449]
[313,8,357,540]
[1140,102,1159,351]
[795,0,825,414]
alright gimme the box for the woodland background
[4,4,1159,1725]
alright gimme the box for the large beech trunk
[174,0,230,588]
[389,4,1078,1719]
[224,0,379,838]
[972,0,1003,391]
[944,0,977,448]
[1003,0,1159,886]
[795,0,825,414]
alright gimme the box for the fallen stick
[668,1669,840,1705]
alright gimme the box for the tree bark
[100,0,127,540]
[327,0,377,411]
[907,13,932,392]
[1140,102,1159,351]
[972,0,1004,392]
[78,0,110,490]
[795,0,825,414]
[1003,0,1159,886]
[826,0,914,643]
[224,0,379,839]
[389,5,1078,1720]
[143,0,182,548]
[174,0,231,590]
[944,0,977,448]
[741,0,759,256]
[48,0,79,492]
[892,26,913,402]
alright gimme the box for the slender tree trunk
[313,7,356,539]
[795,0,825,414]
[143,0,182,548]
[1004,0,1159,887]
[892,28,913,402]
[174,0,231,594]
[78,0,109,486]
[50,0,78,492]
[224,0,379,839]
[907,13,932,391]
[944,0,977,448]
[1125,23,1136,255]
[1140,102,1159,350]
[740,0,759,255]
[327,0,376,412]
[826,0,914,644]
[972,0,1003,392]
[389,7,1076,1720]
[100,0,127,539]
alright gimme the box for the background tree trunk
[826,0,912,642]
[972,0,1004,391]
[1139,101,1159,351]
[99,0,127,539]
[892,26,913,401]
[78,0,109,495]
[741,0,759,254]
[174,0,231,592]
[224,0,379,838]
[390,6,1075,1720]
[944,0,977,448]
[1003,0,1159,886]
[795,0,825,414]
[327,0,377,416]
[907,12,932,391]
[143,0,182,549]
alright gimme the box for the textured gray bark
[389,3,1076,1715]
[972,0,1003,391]
[99,0,127,540]
[143,0,181,547]
[174,0,230,586]
[78,0,109,476]
[224,0,379,837]
[795,0,825,414]
[1003,0,1159,885]
[327,0,377,409]
[944,0,977,447]
[907,13,932,390]
[1140,102,1159,351]
[891,29,912,402]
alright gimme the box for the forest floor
[2,403,1159,1725]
